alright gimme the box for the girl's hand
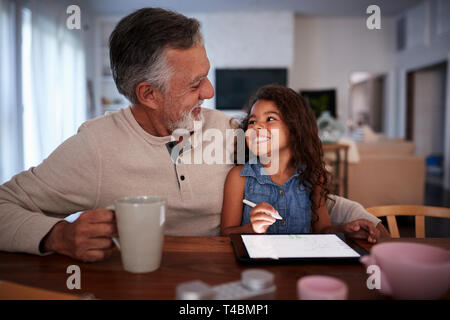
[249,202,278,233]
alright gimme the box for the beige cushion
[356,141,415,156]
[348,155,425,208]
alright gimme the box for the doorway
[349,72,386,133]
[406,61,449,237]
[406,62,447,187]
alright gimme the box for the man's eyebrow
[189,74,207,86]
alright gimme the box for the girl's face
[245,99,291,158]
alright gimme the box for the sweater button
[279,189,285,195]
[180,175,185,181]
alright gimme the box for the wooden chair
[366,205,450,238]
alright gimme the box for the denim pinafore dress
[240,161,312,234]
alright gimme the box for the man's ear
[135,81,163,109]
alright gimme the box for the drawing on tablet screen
[241,234,360,259]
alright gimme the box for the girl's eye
[248,120,256,125]
[267,116,276,121]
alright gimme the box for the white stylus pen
[242,199,283,220]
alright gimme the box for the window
[0,0,21,183]
[21,7,38,168]
[0,0,87,182]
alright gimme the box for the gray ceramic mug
[107,195,166,273]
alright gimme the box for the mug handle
[106,205,120,251]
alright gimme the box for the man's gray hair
[109,8,203,104]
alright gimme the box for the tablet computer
[230,233,368,264]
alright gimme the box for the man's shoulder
[78,108,129,135]
[202,108,240,130]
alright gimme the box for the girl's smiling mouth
[252,136,270,144]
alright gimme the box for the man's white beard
[167,101,204,132]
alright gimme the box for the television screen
[300,89,336,119]
[215,68,287,110]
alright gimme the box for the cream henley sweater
[0,107,380,255]
[0,107,237,254]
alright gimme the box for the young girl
[221,85,376,240]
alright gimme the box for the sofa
[346,139,425,208]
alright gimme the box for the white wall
[192,11,294,113]
[290,15,396,133]
[395,0,450,189]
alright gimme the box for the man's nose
[200,77,214,100]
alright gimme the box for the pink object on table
[297,275,348,300]
[360,242,450,300]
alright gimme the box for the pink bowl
[361,242,450,299]
[297,275,348,300]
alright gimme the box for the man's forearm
[39,220,69,254]
[0,199,63,254]
[0,126,99,255]
[327,195,381,226]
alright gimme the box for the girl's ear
[135,81,163,110]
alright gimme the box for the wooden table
[0,237,449,300]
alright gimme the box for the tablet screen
[241,234,361,259]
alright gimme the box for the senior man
[0,8,388,262]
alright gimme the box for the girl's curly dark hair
[239,84,332,224]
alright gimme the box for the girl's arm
[312,187,377,243]
[311,186,335,234]
[221,166,278,236]
[220,166,253,235]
